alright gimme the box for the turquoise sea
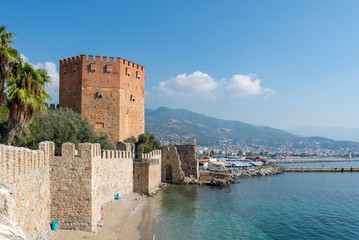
[149,162,359,240]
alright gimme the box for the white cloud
[20,54,59,103]
[20,54,28,63]
[32,62,59,88]
[157,71,218,100]
[227,74,274,99]
[155,71,274,101]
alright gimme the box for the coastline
[271,158,359,164]
[51,193,154,240]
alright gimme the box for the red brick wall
[59,55,146,145]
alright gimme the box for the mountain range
[286,126,359,142]
[145,107,359,151]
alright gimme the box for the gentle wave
[149,172,359,240]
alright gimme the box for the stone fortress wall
[49,142,133,231]
[59,55,146,145]
[0,141,197,239]
[133,150,162,195]
[0,142,52,240]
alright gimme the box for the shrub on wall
[125,131,161,158]
[7,107,113,155]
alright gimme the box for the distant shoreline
[271,158,359,164]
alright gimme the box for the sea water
[149,169,359,239]
[278,161,359,168]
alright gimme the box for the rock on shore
[231,167,283,179]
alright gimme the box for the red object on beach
[101,207,103,211]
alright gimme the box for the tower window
[90,63,96,72]
[106,64,112,73]
[96,91,103,99]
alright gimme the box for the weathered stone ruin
[161,142,199,184]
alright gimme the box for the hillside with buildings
[145,107,359,152]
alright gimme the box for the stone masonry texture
[50,142,133,232]
[59,55,146,145]
[0,142,52,240]
[0,141,198,238]
[161,142,199,183]
[133,150,162,195]
[0,140,166,238]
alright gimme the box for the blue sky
[2,0,359,129]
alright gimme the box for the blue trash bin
[51,221,58,230]
[115,193,120,199]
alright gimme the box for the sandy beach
[51,193,154,240]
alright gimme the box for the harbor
[282,167,359,172]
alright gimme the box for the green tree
[6,61,51,145]
[11,108,113,155]
[125,131,161,158]
[0,25,18,106]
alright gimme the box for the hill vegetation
[145,107,359,151]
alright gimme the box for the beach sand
[51,193,154,240]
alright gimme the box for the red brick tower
[59,55,145,145]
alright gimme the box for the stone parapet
[0,142,52,240]
[133,149,162,195]
[50,142,133,232]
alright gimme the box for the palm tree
[0,25,19,106]
[6,60,51,145]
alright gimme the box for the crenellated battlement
[1,141,162,237]
[59,55,82,65]
[0,142,52,239]
[140,149,161,160]
[60,54,145,71]
[49,142,134,231]
[0,143,51,186]
[101,150,132,159]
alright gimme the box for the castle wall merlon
[78,143,95,159]
[39,141,55,158]
[61,55,144,71]
[61,143,75,158]
[101,150,132,159]
[60,56,82,67]
[121,59,144,71]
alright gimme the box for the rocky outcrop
[209,178,228,186]
[182,175,198,185]
[0,183,31,240]
[231,167,283,178]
